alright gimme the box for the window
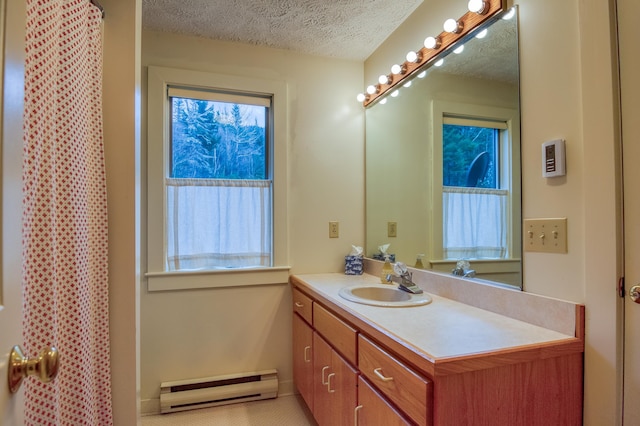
[147,66,289,288]
[431,101,520,262]
[442,117,509,259]
[167,88,272,270]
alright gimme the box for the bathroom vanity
[291,270,584,425]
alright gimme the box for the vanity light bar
[360,0,507,107]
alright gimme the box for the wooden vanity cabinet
[291,275,585,426]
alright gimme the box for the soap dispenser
[380,254,393,283]
[414,254,425,269]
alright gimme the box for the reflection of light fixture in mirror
[366,85,378,95]
[475,28,488,39]
[502,8,515,20]
[391,63,407,75]
[379,98,387,105]
[468,0,488,14]
[417,70,427,78]
[406,50,422,63]
[378,74,392,85]
[454,45,465,54]
[444,18,463,34]
[356,93,367,102]
[434,59,444,67]
[403,81,412,88]
[391,90,399,97]
[424,36,441,50]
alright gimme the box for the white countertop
[294,273,576,361]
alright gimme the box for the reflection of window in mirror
[431,100,520,265]
[442,117,509,260]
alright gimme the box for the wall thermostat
[542,139,566,178]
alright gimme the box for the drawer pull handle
[321,366,330,385]
[373,367,394,382]
[294,302,304,308]
[304,346,311,363]
[354,405,363,425]
[327,372,336,393]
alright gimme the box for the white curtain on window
[443,187,508,259]
[166,178,272,270]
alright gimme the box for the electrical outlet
[388,221,397,237]
[329,221,339,238]
[524,218,567,253]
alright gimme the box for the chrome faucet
[452,259,476,278]
[386,262,423,294]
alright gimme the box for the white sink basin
[338,285,432,307]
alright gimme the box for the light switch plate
[524,218,567,253]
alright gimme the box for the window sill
[145,266,291,292]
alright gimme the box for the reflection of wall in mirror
[365,71,518,273]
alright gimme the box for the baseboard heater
[160,369,278,414]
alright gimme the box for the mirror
[365,10,522,288]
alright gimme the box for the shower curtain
[22,0,112,424]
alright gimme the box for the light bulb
[356,93,366,102]
[454,45,465,54]
[391,90,399,97]
[417,70,427,78]
[403,81,412,88]
[366,85,377,95]
[475,29,488,39]
[502,8,516,20]
[379,98,387,105]
[468,0,487,14]
[406,50,421,63]
[444,18,463,34]
[378,74,391,85]
[424,36,441,50]
[434,59,444,67]
[391,64,406,75]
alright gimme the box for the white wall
[140,31,364,413]
[365,0,622,424]
[102,0,141,424]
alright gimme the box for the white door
[0,0,26,423]
[620,0,640,423]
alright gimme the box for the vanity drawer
[313,303,357,365]
[292,287,313,325]
[358,335,432,426]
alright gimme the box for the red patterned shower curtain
[22,0,112,424]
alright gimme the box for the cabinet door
[330,350,358,425]
[293,313,314,410]
[314,332,359,426]
[356,376,412,426]
[313,332,333,425]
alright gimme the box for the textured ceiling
[142,0,424,60]
[432,17,519,85]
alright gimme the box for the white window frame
[146,66,289,291]
[431,100,521,261]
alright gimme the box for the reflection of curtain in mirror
[443,187,507,259]
[166,178,272,270]
[22,0,112,424]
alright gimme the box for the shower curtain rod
[90,0,105,19]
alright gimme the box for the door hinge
[618,276,625,298]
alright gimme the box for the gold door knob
[631,285,640,304]
[8,345,59,393]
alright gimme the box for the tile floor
[141,394,316,426]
